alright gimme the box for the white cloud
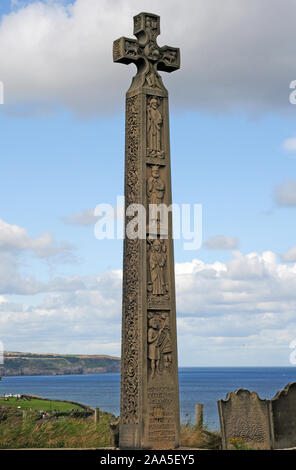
[62,201,124,226]
[0,218,74,259]
[0,218,77,294]
[0,0,296,115]
[274,179,296,207]
[0,269,123,356]
[282,137,296,151]
[175,251,296,318]
[204,235,239,250]
[0,252,45,295]
[174,251,296,364]
[1,249,296,365]
[281,245,296,263]
[61,209,99,226]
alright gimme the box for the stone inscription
[148,386,176,445]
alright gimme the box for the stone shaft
[114,12,180,450]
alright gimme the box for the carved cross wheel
[113,12,180,90]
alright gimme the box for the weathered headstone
[218,389,272,450]
[113,12,180,449]
[270,382,296,449]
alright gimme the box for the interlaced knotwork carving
[121,95,140,424]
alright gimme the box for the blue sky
[1,107,295,271]
[0,0,296,366]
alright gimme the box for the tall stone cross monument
[113,12,180,449]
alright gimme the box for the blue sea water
[1,367,295,430]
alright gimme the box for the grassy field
[0,396,84,412]
[0,396,221,449]
[0,408,114,449]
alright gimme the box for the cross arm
[113,37,140,65]
[157,46,180,73]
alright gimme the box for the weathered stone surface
[270,382,296,449]
[218,389,272,450]
[113,12,180,449]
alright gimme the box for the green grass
[0,408,115,448]
[0,397,84,412]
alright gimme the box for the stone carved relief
[115,13,180,449]
[145,15,159,36]
[124,40,138,57]
[147,165,165,227]
[161,49,178,66]
[147,96,164,158]
[114,12,180,95]
[147,239,169,300]
[121,95,140,425]
[144,67,164,90]
[113,39,121,62]
[133,14,141,30]
[148,311,173,379]
[126,96,140,205]
[147,165,165,205]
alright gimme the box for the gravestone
[270,382,296,449]
[218,389,272,450]
[113,12,180,449]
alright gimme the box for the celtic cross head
[113,12,180,91]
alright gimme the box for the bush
[180,423,221,449]
[229,438,253,450]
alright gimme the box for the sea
[1,367,295,430]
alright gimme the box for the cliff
[0,351,121,376]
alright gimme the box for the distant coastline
[0,351,121,376]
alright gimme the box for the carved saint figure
[147,165,165,205]
[148,316,162,378]
[145,70,162,89]
[147,312,172,378]
[158,312,172,368]
[145,16,157,30]
[147,97,163,156]
[147,165,165,227]
[145,16,158,42]
[149,239,167,295]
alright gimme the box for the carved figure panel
[147,96,164,158]
[147,239,169,302]
[147,165,166,230]
[161,48,178,66]
[147,311,173,380]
